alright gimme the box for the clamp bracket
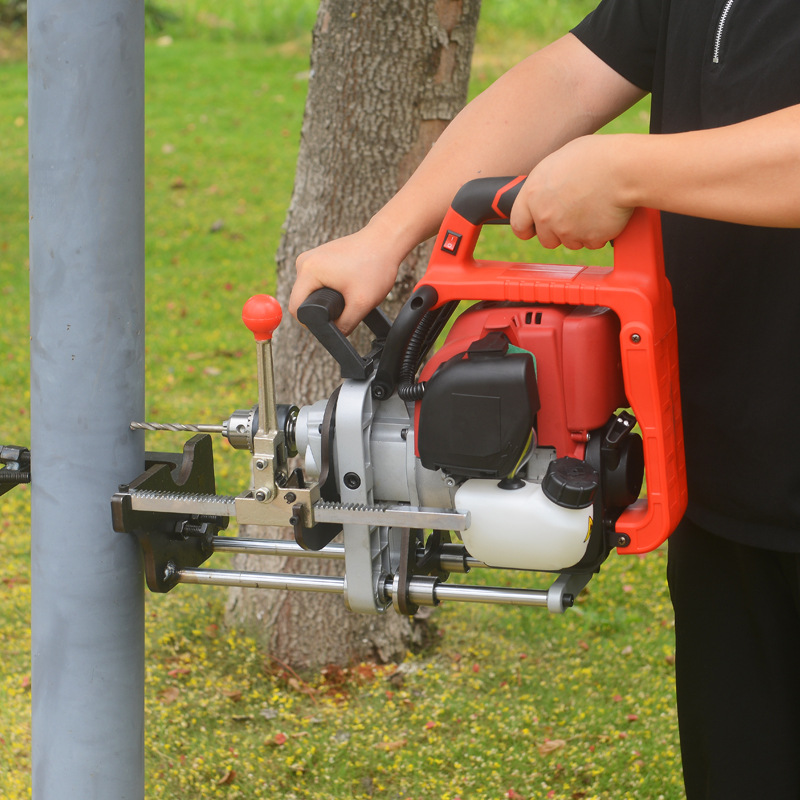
[112,434,229,592]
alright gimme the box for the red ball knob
[242,294,283,341]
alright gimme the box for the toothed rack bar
[126,489,470,532]
[313,501,471,531]
[128,489,236,516]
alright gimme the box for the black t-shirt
[573,0,800,550]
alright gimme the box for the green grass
[0,5,679,799]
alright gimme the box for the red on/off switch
[441,230,462,255]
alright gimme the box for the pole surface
[28,3,146,799]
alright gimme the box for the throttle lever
[297,287,391,380]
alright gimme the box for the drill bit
[130,421,225,434]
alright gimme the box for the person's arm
[289,33,644,333]
[511,104,800,248]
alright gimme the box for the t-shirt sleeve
[570,0,663,92]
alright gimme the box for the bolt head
[343,472,361,490]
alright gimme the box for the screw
[631,333,641,344]
[617,534,631,548]
[344,472,361,490]
[284,491,297,504]
[372,385,386,399]
[400,427,408,441]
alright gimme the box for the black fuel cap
[542,457,599,509]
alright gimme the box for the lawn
[0,3,680,798]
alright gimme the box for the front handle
[297,288,391,380]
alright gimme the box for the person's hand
[510,134,636,250]
[289,221,404,335]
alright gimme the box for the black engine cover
[417,332,539,478]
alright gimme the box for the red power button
[441,230,462,255]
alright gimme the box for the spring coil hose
[397,309,439,401]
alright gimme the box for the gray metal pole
[28,3,145,799]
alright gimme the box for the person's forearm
[367,33,644,259]
[290,35,644,332]
[620,105,800,227]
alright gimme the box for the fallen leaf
[374,739,407,752]
[266,732,287,747]
[167,667,190,677]
[159,686,180,704]
[216,768,235,786]
[221,689,242,702]
[538,739,566,755]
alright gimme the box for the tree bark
[226,0,481,670]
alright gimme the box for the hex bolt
[255,488,272,502]
[343,472,361,490]
[255,459,266,470]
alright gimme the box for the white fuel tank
[455,478,592,571]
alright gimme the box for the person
[289,1,800,797]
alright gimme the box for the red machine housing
[421,303,625,460]
[412,177,687,555]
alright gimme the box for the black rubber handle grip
[297,287,345,326]
[297,288,391,380]
[450,176,525,225]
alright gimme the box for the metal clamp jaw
[0,445,31,497]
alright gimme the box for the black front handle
[297,288,391,380]
[450,176,526,226]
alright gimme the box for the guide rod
[176,567,561,609]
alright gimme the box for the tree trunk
[225,0,481,670]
